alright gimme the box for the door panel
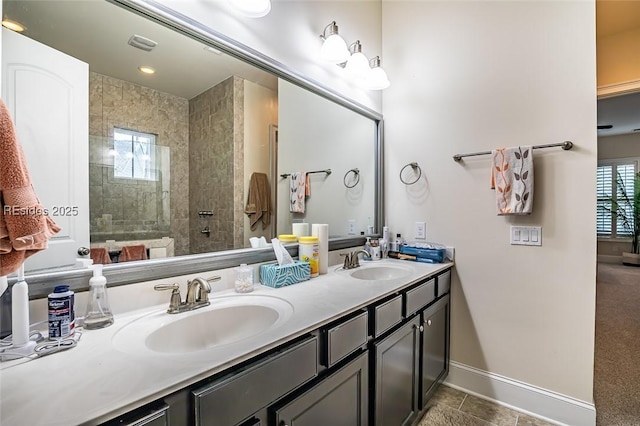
[2,28,89,272]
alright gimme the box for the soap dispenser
[84,264,114,329]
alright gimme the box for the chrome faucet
[154,276,221,314]
[341,249,371,269]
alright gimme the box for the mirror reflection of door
[1,27,89,273]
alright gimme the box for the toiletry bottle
[381,226,390,258]
[84,264,114,329]
[370,239,381,260]
[395,233,405,252]
[363,237,372,261]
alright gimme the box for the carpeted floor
[594,262,640,426]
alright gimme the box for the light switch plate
[347,220,356,235]
[414,221,426,239]
[510,226,542,246]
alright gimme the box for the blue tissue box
[260,261,311,288]
[399,246,445,263]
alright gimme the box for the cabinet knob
[419,325,424,332]
[427,319,432,326]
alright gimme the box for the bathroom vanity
[0,259,451,426]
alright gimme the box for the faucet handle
[340,252,352,269]
[351,251,361,268]
[154,283,182,312]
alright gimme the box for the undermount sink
[112,294,294,355]
[349,265,412,281]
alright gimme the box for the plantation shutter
[597,160,638,237]
[597,165,612,235]
[616,164,636,236]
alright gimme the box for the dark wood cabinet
[273,351,369,426]
[373,316,421,426]
[420,294,450,408]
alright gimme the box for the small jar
[298,236,319,278]
[278,234,298,244]
[234,264,254,293]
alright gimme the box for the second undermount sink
[349,265,412,281]
[112,294,294,356]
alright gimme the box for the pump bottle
[84,264,114,329]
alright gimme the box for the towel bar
[453,141,573,162]
[280,169,332,179]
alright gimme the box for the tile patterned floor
[423,385,557,426]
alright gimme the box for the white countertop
[0,259,452,426]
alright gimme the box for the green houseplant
[601,171,640,265]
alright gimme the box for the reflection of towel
[0,99,61,276]
[90,247,111,264]
[490,146,534,215]
[244,172,271,230]
[290,172,307,213]
[119,245,148,262]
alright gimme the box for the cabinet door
[374,317,420,426]
[274,351,368,426]
[421,294,450,408]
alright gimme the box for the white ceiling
[2,0,277,99]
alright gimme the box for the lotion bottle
[84,264,114,329]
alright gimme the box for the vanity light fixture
[137,66,156,75]
[2,19,25,32]
[229,0,272,18]
[362,56,390,90]
[343,41,370,79]
[319,21,350,64]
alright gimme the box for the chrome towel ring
[400,162,421,185]
[343,168,360,188]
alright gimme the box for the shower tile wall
[189,76,245,253]
[88,72,190,255]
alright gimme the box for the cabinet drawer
[325,311,368,367]
[437,270,451,297]
[373,294,403,337]
[405,278,435,317]
[102,404,169,426]
[193,336,318,425]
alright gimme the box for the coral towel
[490,146,534,215]
[90,247,112,265]
[119,245,148,262]
[0,99,61,276]
[289,172,307,213]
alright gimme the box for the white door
[2,28,89,273]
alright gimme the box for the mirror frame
[9,0,384,298]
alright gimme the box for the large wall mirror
[0,0,382,294]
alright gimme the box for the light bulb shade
[363,66,390,90]
[320,34,350,64]
[344,52,370,78]
[229,0,271,17]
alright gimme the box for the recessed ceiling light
[137,66,156,75]
[2,19,25,32]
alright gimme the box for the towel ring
[343,168,360,188]
[400,162,421,185]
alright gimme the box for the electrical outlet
[347,220,356,235]
[414,221,426,239]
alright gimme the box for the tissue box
[260,261,311,288]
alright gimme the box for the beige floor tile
[430,385,468,410]
[460,395,519,426]
[516,414,556,426]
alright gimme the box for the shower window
[112,128,157,181]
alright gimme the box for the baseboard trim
[445,361,596,426]
[597,254,622,264]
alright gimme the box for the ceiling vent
[128,35,157,52]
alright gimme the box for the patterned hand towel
[289,172,306,213]
[490,146,534,215]
[0,99,61,276]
